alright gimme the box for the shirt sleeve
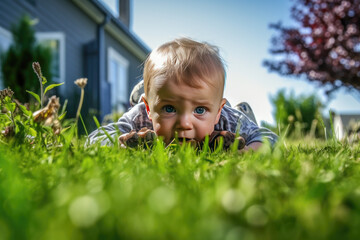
[238,114,278,146]
[215,106,278,146]
[86,103,151,146]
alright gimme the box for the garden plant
[1,15,53,103]
[0,63,360,240]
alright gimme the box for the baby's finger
[137,128,155,139]
[220,131,235,149]
[209,131,235,150]
[138,127,150,134]
[137,128,156,147]
[119,130,135,143]
[236,136,246,150]
[119,132,130,145]
[144,131,156,142]
[118,130,139,148]
[125,132,140,148]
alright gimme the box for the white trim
[108,47,129,75]
[107,47,129,112]
[71,0,149,61]
[0,26,12,43]
[0,26,13,89]
[36,32,66,85]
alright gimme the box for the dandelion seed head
[74,78,88,89]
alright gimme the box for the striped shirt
[87,103,278,146]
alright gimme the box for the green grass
[0,138,360,240]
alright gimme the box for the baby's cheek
[153,122,168,138]
[199,124,215,139]
[153,121,173,144]
[153,122,161,134]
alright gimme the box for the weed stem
[40,82,44,108]
[76,88,84,123]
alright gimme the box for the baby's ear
[142,96,152,120]
[215,98,227,124]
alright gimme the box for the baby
[87,38,277,151]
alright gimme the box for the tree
[264,0,360,97]
[1,15,52,103]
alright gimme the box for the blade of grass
[79,113,88,137]
[213,136,224,154]
[60,99,68,116]
[329,110,337,143]
[93,116,115,145]
[200,135,210,158]
[58,111,67,121]
[318,114,327,141]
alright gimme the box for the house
[333,113,360,140]
[0,0,150,130]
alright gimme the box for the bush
[270,89,325,139]
[1,15,52,103]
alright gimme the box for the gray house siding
[0,0,149,132]
[0,0,97,115]
[105,33,144,102]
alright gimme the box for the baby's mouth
[177,137,193,142]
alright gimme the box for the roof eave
[71,0,150,61]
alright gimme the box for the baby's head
[142,37,227,144]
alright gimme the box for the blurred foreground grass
[0,139,360,240]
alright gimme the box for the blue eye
[194,107,206,115]
[163,105,176,113]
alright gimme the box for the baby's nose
[177,113,193,130]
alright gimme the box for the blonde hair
[143,37,225,98]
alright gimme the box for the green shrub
[1,15,52,103]
[270,89,325,139]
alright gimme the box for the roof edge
[71,0,150,61]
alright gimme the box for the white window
[0,26,12,89]
[107,47,129,112]
[36,32,65,85]
[98,0,120,17]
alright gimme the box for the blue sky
[131,0,360,125]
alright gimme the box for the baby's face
[143,78,226,145]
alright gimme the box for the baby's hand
[119,127,156,148]
[208,131,246,150]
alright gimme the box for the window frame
[0,26,12,89]
[0,26,12,50]
[35,32,66,84]
[107,46,129,112]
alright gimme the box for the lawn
[1,79,360,239]
[0,137,359,240]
